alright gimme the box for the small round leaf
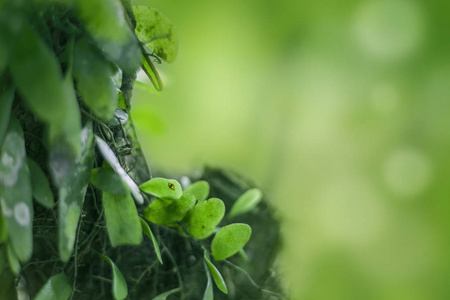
[185,180,210,202]
[140,177,182,200]
[143,192,196,225]
[228,188,262,219]
[183,198,225,240]
[211,223,252,261]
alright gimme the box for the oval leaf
[203,260,214,300]
[27,158,55,209]
[133,6,178,63]
[90,167,128,195]
[185,180,210,202]
[95,136,144,205]
[100,255,128,300]
[140,217,162,264]
[102,191,143,247]
[204,252,228,294]
[140,177,182,200]
[227,188,262,219]
[143,191,196,225]
[6,243,20,275]
[0,117,33,262]
[34,273,72,300]
[211,223,252,261]
[183,198,225,240]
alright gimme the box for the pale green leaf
[34,273,72,300]
[0,85,14,148]
[143,191,196,225]
[90,167,129,195]
[74,37,117,121]
[152,287,181,300]
[133,6,178,63]
[102,191,143,247]
[185,180,210,202]
[140,177,182,200]
[140,217,162,264]
[27,158,55,209]
[100,255,128,300]
[6,243,20,275]
[227,188,262,219]
[204,251,228,294]
[211,223,252,261]
[183,198,225,240]
[58,126,94,262]
[95,136,144,204]
[0,117,33,262]
[203,260,214,300]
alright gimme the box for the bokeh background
[131,0,450,299]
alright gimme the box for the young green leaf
[204,251,228,294]
[0,117,33,263]
[185,180,210,202]
[95,136,144,205]
[100,255,128,300]
[143,191,196,225]
[141,53,163,91]
[90,167,129,195]
[152,287,181,300]
[140,217,162,264]
[140,177,182,200]
[183,198,225,240]
[211,223,252,261]
[203,260,214,300]
[74,37,117,121]
[228,188,262,219]
[6,243,20,275]
[27,158,55,209]
[0,85,14,148]
[58,126,94,262]
[34,273,72,300]
[102,191,143,247]
[133,6,178,63]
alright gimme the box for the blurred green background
[131,0,450,299]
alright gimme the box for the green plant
[0,0,284,299]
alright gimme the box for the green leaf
[227,188,262,219]
[140,217,162,264]
[183,198,225,240]
[133,6,178,63]
[58,126,94,262]
[140,177,182,200]
[95,136,144,205]
[100,255,128,300]
[204,251,228,294]
[185,180,210,202]
[74,37,118,121]
[211,223,252,261]
[0,85,14,148]
[27,158,55,209]
[90,167,129,195]
[102,191,143,247]
[0,117,33,262]
[141,53,163,91]
[203,260,214,300]
[6,243,20,275]
[34,273,72,300]
[152,287,181,300]
[143,191,196,225]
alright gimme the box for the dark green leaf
[90,167,129,195]
[185,180,210,202]
[183,198,225,240]
[58,126,94,262]
[95,136,144,205]
[102,191,142,247]
[152,287,181,300]
[143,191,196,225]
[34,273,72,300]
[140,177,182,200]
[227,188,262,219]
[211,223,252,261]
[204,251,228,294]
[140,217,162,264]
[6,243,19,275]
[0,117,33,262]
[27,158,54,209]
[133,6,178,63]
[100,255,128,300]
[74,38,117,120]
[0,85,14,148]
